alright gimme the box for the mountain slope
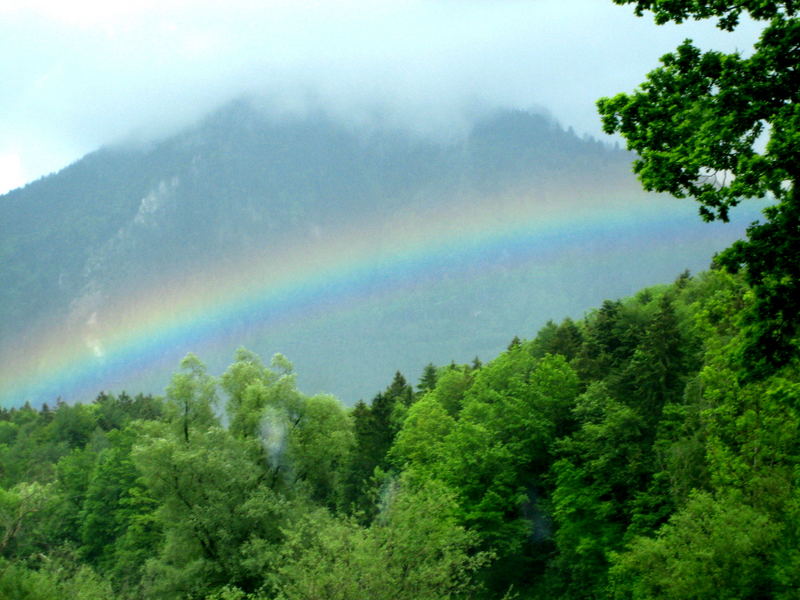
[0,100,760,405]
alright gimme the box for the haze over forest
[0,1,766,406]
[0,101,762,405]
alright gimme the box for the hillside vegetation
[2,266,798,599]
[1,102,750,405]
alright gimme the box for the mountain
[0,100,760,405]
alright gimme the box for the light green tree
[275,477,490,600]
[390,393,456,472]
[0,481,52,557]
[165,353,219,443]
[609,493,781,600]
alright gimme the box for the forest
[1,266,799,599]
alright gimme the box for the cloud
[0,0,763,193]
[0,151,25,192]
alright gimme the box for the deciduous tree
[599,0,800,376]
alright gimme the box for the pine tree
[417,363,438,395]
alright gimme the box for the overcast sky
[0,0,763,195]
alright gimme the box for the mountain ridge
[0,100,758,405]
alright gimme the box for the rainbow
[0,183,762,407]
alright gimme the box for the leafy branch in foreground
[599,0,800,376]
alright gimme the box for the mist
[1,0,762,194]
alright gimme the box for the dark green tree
[417,363,438,395]
[576,300,641,382]
[385,371,414,408]
[341,400,376,516]
[341,373,413,518]
[622,295,688,427]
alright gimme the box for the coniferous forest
[3,1,800,598]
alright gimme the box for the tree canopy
[2,268,800,599]
[612,0,798,30]
[598,0,800,375]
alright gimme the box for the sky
[0,0,764,195]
